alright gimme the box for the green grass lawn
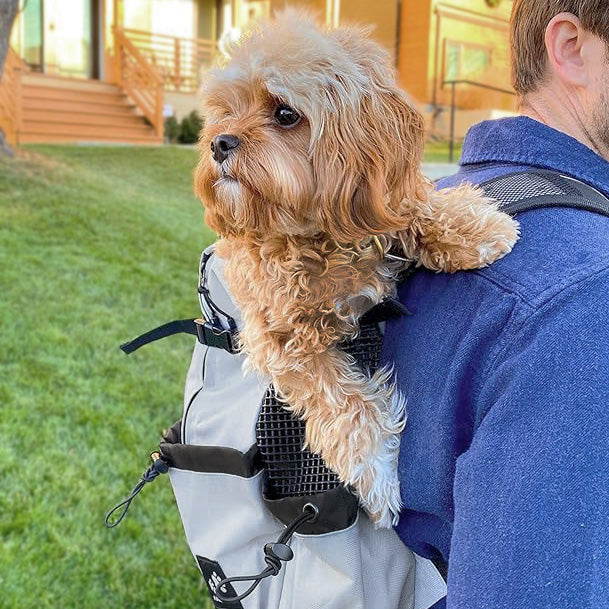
[422,139,463,163]
[0,145,215,609]
[0,141,455,608]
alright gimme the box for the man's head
[511,0,609,95]
[510,0,609,159]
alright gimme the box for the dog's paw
[475,209,520,266]
[358,475,403,529]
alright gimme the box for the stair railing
[120,28,216,92]
[114,27,164,139]
[0,49,28,147]
[442,79,516,163]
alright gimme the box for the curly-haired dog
[194,11,519,528]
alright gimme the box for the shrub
[178,111,204,144]
[164,115,180,143]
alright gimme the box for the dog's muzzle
[211,134,240,164]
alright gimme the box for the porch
[0,0,245,145]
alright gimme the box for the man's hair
[511,0,609,95]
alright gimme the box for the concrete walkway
[422,163,459,181]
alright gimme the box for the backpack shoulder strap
[479,169,609,217]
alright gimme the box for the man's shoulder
[434,164,609,308]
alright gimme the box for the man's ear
[545,12,592,87]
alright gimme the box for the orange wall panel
[339,0,398,59]
[423,1,515,110]
[269,0,326,19]
[397,0,433,103]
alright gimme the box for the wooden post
[14,63,22,147]
[449,81,456,163]
[174,37,180,91]
[155,82,163,139]
[112,0,124,85]
[326,0,340,27]
[113,27,121,87]
[231,0,237,28]
[113,0,124,30]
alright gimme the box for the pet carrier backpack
[106,170,609,609]
[108,245,447,609]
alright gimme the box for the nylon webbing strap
[120,319,238,354]
[120,297,407,356]
[120,319,197,354]
[480,170,609,218]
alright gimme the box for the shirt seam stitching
[470,269,537,307]
[474,264,609,422]
[477,255,609,308]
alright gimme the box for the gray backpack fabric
[159,248,447,609]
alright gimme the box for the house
[1,0,264,145]
[397,0,518,137]
[0,0,517,147]
[278,0,518,138]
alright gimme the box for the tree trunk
[0,0,20,156]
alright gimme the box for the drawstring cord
[199,251,238,333]
[105,452,168,528]
[214,503,319,603]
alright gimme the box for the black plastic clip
[194,318,238,354]
[214,503,319,603]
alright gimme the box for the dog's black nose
[211,134,240,163]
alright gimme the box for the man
[385,1,609,607]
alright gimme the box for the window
[444,39,491,82]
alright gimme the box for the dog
[194,11,519,528]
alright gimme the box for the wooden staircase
[20,74,162,145]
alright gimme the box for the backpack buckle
[194,318,238,353]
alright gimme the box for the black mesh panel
[483,172,570,203]
[256,322,384,499]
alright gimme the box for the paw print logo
[209,570,225,602]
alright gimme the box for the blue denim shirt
[384,117,609,608]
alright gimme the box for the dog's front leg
[399,184,519,273]
[273,346,406,528]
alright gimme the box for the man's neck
[520,86,609,162]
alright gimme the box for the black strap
[360,297,410,324]
[120,318,238,354]
[120,295,408,355]
[120,319,198,354]
[199,250,238,333]
[500,194,609,217]
[480,169,609,217]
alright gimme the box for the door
[43,0,97,78]
[14,0,100,79]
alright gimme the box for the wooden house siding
[397,0,433,102]
[270,1,515,112]
[270,0,398,60]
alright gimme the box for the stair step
[22,74,121,94]
[23,108,146,127]
[22,97,136,115]
[22,85,129,105]
[20,132,162,145]
[18,74,162,145]
[21,122,157,139]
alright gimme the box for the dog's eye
[274,105,301,128]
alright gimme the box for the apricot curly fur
[194,10,519,527]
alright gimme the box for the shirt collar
[460,116,609,197]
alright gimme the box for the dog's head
[195,10,426,241]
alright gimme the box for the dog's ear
[312,27,426,244]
